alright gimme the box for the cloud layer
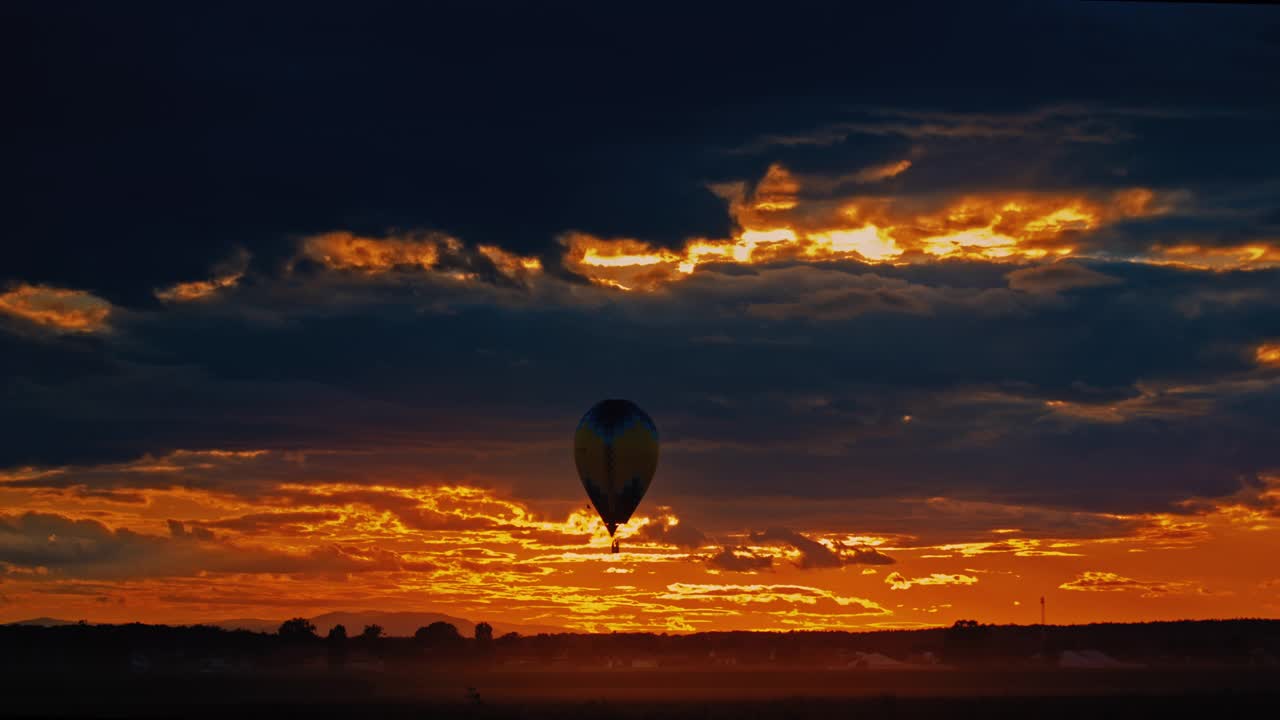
[4,1,1280,628]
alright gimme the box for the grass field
[4,667,1276,718]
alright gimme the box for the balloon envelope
[573,399,659,536]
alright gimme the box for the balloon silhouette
[573,399,659,553]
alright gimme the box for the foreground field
[3,668,1277,718]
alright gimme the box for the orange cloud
[765,160,916,203]
[1174,474,1280,528]
[1058,571,1192,597]
[6,446,1280,631]
[155,272,243,302]
[1256,343,1280,368]
[885,572,978,590]
[0,284,112,332]
[660,582,887,614]
[155,251,251,302]
[299,231,449,271]
[0,510,436,580]
[1039,382,1214,425]
[1149,242,1280,270]
[562,165,1170,290]
[477,244,543,275]
[846,159,912,184]
[296,231,543,287]
[752,163,800,211]
[275,165,1202,296]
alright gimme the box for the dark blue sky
[3,1,1280,530]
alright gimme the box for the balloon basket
[611,539,620,554]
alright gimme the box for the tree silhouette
[0,618,1278,674]
[474,622,493,644]
[414,621,461,649]
[943,619,991,663]
[326,623,348,668]
[360,624,383,641]
[278,617,318,641]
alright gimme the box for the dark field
[5,622,1277,717]
[3,668,1277,719]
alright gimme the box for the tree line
[1,618,1276,671]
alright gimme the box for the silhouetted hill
[5,617,77,627]
[212,610,562,637]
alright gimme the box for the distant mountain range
[211,611,564,638]
[5,612,563,638]
[5,617,77,627]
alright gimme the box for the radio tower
[1037,595,1048,662]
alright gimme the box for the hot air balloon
[573,399,659,553]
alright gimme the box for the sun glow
[806,227,903,261]
[4,452,1280,631]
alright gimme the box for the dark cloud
[634,517,707,550]
[38,487,148,505]
[705,548,774,573]
[167,520,214,542]
[1,259,1278,518]
[6,2,1279,303]
[0,512,434,580]
[190,511,343,535]
[736,104,1152,156]
[1179,475,1280,520]
[747,528,897,570]
[2,1,1280,534]
[1006,263,1122,294]
[746,283,935,321]
[849,548,897,566]
[751,528,842,569]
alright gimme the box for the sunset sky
[3,1,1280,633]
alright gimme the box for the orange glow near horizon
[1,449,1276,632]
[4,168,1278,634]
